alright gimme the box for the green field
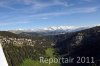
[20,59,60,66]
[20,48,60,66]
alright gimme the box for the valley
[0,26,100,66]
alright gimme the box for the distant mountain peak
[43,26,80,31]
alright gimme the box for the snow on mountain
[27,26,90,35]
[9,25,94,35]
[9,29,34,34]
[35,26,89,33]
[43,26,79,31]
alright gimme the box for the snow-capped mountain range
[43,26,79,31]
[36,26,88,32]
[9,26,92,35]
[37,24,100,32]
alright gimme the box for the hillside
[0,26,100,66]
[0,31,56,66]
[54,26,100,66]
[0,31,18,37]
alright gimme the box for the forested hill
[0,31,54,66]
[0,31,18,37]
[54,26,100,66]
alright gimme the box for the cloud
[72,7,99,13]
[0,6,96,25]
[0,0,18,10]
[0,21,28,26]
[0,0,98,12]
[40,17,49,19]
[83,0,93,2]
[0,0,97,14]
[18,0,32,5]
[0,6,98,23]
[21,7,99,18]
[0,0,99,24]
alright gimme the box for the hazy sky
[0,0,100,30]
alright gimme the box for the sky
[0,0,100,30]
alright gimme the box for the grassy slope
[20,48,60,66]
[20,59,60,66]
